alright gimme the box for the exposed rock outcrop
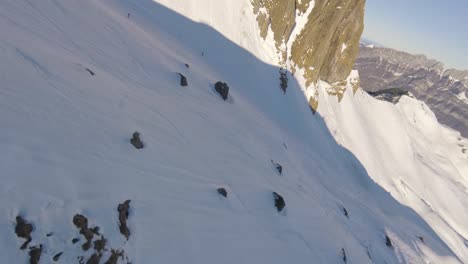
[251,0,365,87]
[367,88,411,104]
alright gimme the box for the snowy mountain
[356,44,468,138]
[1,0,467,263]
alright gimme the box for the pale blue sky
[363,0,468,70]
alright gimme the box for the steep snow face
[0,0,466,264]
[316,83,468,262]
[155,0,278,63]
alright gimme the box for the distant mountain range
[356,42,468,137]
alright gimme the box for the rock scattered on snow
[279,69,288,94]
[178,73,188,86]
[273,192,285,212]
[85,68,95,76]
[341,248,347,263]
[214,81,229,101]
[86,252,102,264]
[217,188,228,197]
[342,207,349,218]
[385,235,393,248]
[118,200,131,240]
[53,252,63,262]
[130,132,144,149]
[72,214,100,251]
[104,249,124,264]
[28,244,42,264]
[271,160,283,175]
[93,236,107,252]
[15,216,33,250]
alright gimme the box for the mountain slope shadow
[0,0,461,262]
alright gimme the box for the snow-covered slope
[0,0,467,263]
[316,81,468,262]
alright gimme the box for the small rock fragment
[385,235,393,248]
[118,200,131,240]
[418,236,424,243]
[279,70,288,93]
[273,192,285,212]
[342,248,347,263]
[46,232,53,237]
[85,68,95,76]
[72,238,80,244]
[184,63,190,68]
[15,216,33,250]
[130,132,144,149]
[343,207,349,218]
[217,188,228,198]
[28,244,42,264]
[178,73,188,86]
[214,81,229,101]
[271,160,282,175]
[53,252,63,262]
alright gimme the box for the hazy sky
[363,0,468,70]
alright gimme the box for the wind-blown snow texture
[0,0,467,263]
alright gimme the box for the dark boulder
[273,192,285,212]
[217,188,228,198]
[214,81,229,101]
[184,63,190,69]
[15,216,33,250]
[118,200,131,240]
[342,248,347,263]
[178,73,188,86]
[130,132,144,149]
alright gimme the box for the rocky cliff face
[251,0,365,88]
[355,45,468,137]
